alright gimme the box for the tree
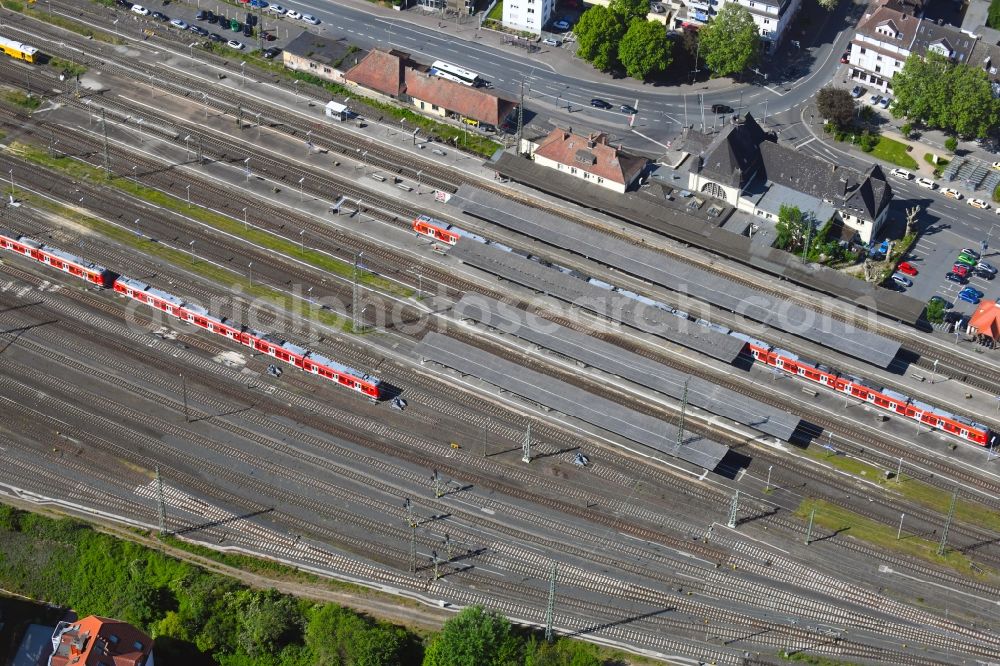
[817,0,838,9]
[926,298,945,324]
[945,136,958,152]
[815,86,855,128]
[698,3,759,78]
[609,0,649,23]
[422,606,521,666]
[989,0,1000,29]
[775,205,815,253]
[574,5,627,71]
[944,63,1000,138]
[306,603,409,666]
[233,589,301,657]
[618,20,673,80]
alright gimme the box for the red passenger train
[0,229,382,400]
[417,215,995,448]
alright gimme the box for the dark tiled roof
[758,142,892,221]
[282,32,366,69]
[696,114,768,188]
[913,20,978,63]
[344,48,410,97]
[402,69,517,126]
[969,38,1000,81]
[855,4,919,46]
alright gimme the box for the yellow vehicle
[0,36,39,63]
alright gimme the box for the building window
[528,7,534,11]
[876,55,882,61]
[700,182,728,201]
[597,177,604,184]
[875,65,881,73]
[570,167,577,174]
[432,104,439,110]
[860,47,866,54]
[763,18,769,24]
[584,172,590,179]
[323,67,331,73]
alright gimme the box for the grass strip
[48,56,88,78]
[801,445,1000,534]
[11,142,410,299]
[3,1,126,44]
[20,188,354,332]
[779,652,863,665]
[795,498,992,579]
[200,41,503,159]
[868,136,918,170]
[2,90,41,110]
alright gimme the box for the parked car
[195,9,207,20]
[204,10,216,22]
[878,97,890,109]
[553,19,571,30]
[227,39,245,49]
[891,273,913,288]
[262,46,281,58]
[915,177,936,189]
[261,30,276,40]
[243,22,253,36]
[897,261,918,276]
[941,187,962,199]
[960,248,982,260]
[951,263,970,277]
[840,51,849,64]
[285,9,302,19]
[620,104,638,115]
[189,25,209,36]
[711,103,733,114]
[590,98,612,109]
[542,37,561,47]
[956,253,978,267]
[929,295,952,309]
[869,93,881,105]
[268,3,286,13]
[977,260,996,274]
[116,0,133,8]
[150,11,168,20]
[945,271,967,284]
[850,85,864,98]
[968,198,990,209]
[208,32,225,41]
[958,290,980,304]
[973,267,996,280]
[890,168,913,180]
[250,0,268,7]
[961,286,984,301]
[301,13,319,23]
[170,18,188,28]
[131,4,149,15]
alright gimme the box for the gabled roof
[968,300,1000,339]
[856,3,919,47]
[696,114,768,188]
[282,32,367,70]
[533,128,647,186]
[344,48,411,97]
[403,69,517,125]
[913,20,977,63]
[49,616,152,666]
[758,142,892,221]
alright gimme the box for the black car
[261,30,276,41]
[945,271,967,284]
[245,12,257,26]
[620,104,637,115]
[590,98,612,109]
[115,0,133,8]
[262,46,281,59]
[150,10,168,20]
[710,103,733,114]
[973,267,996,280]
[205,11,218,23]
[189,24,209,36]
[195,9,207,20]
[208,32,225,42]
[243,22,253,37]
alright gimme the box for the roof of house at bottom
[49,616,153,666]
[533,128,647,186]
[968,299,1000,339]
[343,47,412,97]
[403,68,518,126]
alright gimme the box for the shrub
[858,131,879,152]
[900,122,912,138]
[945,136,958,152]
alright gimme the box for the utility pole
[521,422,532,463]
[404,498,417,573]
[805,507,816,545]
[727,490,739,528]
[516,80,525,154]
[181,374,189,422]
[443,533,452,562]
[431,551,440,580]
[483,419,489,458]
[544,561,557,643]
[102,108,111,178]
[155,466,166,535]
[352,252,364,333]
[432,469,444,498]
[937,488,958,555]
[676,378,689,449]
[698,93,705,132]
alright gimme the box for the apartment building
[502,0,555,34]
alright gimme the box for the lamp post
[189,240,196,259]
[184,134,191,160]
[299,229,306,254]
[416,169,423,194]
[135,218,141,237]
[137,117,143,144]
[240,61,246,86]
[132,165,138,184]
[8,169,12,199]
[189,41,197,58]
[361,150,369,174]
[242,206,248,231]
[244,158,251,182]
[203,92,209,120]
[298,176,305,202]
[248,261,253,287]
[186,184,191,207]
[765,465,773,492]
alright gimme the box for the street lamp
[186,184,191,207]
[242,206,248,231]
[189,240,196,258]
[134,218,141,237]
[298,176,305,202]
[189,41,197,58]
[248,261,253,287]
[202,92,209,120]
[299,229,306,254]
[361,150,369,174]
[184,134,191,160]
[244,158,251,182]
[137,117,143,144]
[7,169,12,199]
[240,61,246,86]
[416,169,423,194]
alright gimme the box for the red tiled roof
[855,3,919,47]
[49,616,152,666]
[344,48,409,97]
[402,69,517,126]
[969,300,1000,339]
[533,128,646,186]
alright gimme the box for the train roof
[306,351,381,385]
[729,331,769,348]
[43,246,107,272]
[0,36,38,56]
[117,276,186,307]
[15,235,42,250]
[882,388,911,403]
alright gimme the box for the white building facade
[502,0,554,34]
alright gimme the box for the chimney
[587,133,595,149]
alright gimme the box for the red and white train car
[733,332,991,446]
[114,277,382,399]
[413,215,488,246]
[0,229,112,287]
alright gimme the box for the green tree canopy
[891,52,1000,138]
[307,603,409,666]
[988,0,1000,29]
[775,205,817,253]
[609,0,649,22]
[816,85,855,128]
[574,5,627,71]
[422,606,521,666]
[618,20,674,80]
[699,3,759,78]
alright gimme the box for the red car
[951,264,969,278]
[897,261,918,276]
[840,51,849,64]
